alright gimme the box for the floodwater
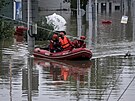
[1,2,135,101]
[1,40,135,101]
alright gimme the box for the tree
[35,16,54,41]
[0,0,14,39]
[0,21,14,39]
[0,0,9,11]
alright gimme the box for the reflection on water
[34,58,92,81]
[0,40,28,101]
[26,56,135,101]
[33,58,93,101]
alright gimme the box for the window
[115,6,120,10]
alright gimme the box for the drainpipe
[88,0,93,49]
[77,0,82,37]
[133,0,135,41]
[95,0,97,45]
[27,0,35,55]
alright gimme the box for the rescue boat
[33,47,92,60]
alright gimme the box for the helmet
[59,32,64,37]
[52,34,58,39]
[80,36,86,40]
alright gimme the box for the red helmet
[52,34,58,39]
[80,36,86,40]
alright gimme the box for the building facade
[0,0,123,21]
[97,0,121,13]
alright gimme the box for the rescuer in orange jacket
[78,36,86,48]
[49,34,62,52]
[59,31,73,51]
[72,35,86,48]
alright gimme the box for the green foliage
[0,0,5,10]
[35,16,54,41]
[0,0,9,11]
[0,19,15,39]
[0,0,14,39]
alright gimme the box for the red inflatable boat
[33,47,92,60]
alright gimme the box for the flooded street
[1,1,135,101]
[1,40,135,101]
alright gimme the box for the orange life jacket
[59,36,70,49]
